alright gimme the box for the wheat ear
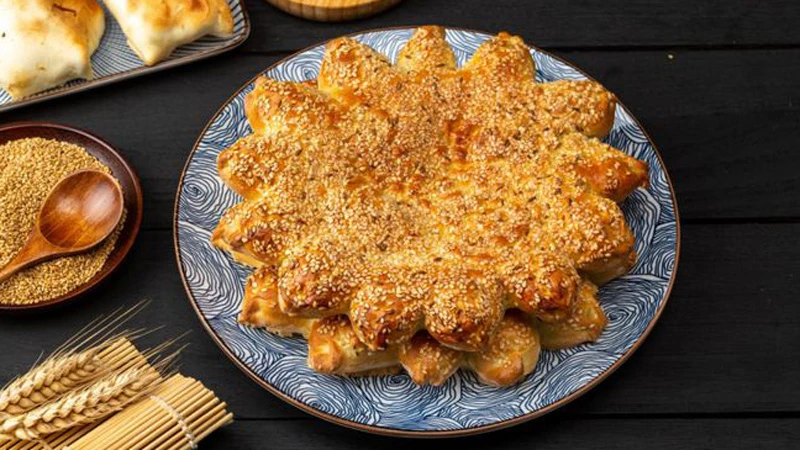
[0,367,161,441]
[0,301,153,423]
[0,348,103,420]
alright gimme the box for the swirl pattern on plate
[175,28,679,433]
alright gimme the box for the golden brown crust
[124,0,230,32]
[468,310,541,386]
[398,332,462,386]
[245,77,342,136]
[559,133,650,202]
[104,0,233,65]
[464,32,534,84]
[239,267,313,336]
[318,36,397,107]
[307,315,398,374]
[580,250,638,287]
[211,196,308,267]
[538,281,608,350]
[349,282,424,351]
[502,251,580,322]
[210,0,234,35]
[0,0,105,99]
[277,240,353,318]
[217,134,286,201]
[53,0,105,49]
[544,192,638,278]
[396,26,457,73]
[213,26,647,386]
[536,80,617,138]
[424,272,504,352]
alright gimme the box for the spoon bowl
[0,122,142,312]
[38,171,124,250]
[0,170,124,284]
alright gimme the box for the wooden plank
[569,49,800,222]
[202,417,800,448]
[0,223,797,419]
[3,49,798,225]
[265,0,402,22]
[241,0,800,51]
[0,2,795,446]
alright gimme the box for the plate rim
[173,25,682,438]
[0,0,251,114]
[0,121,144,311]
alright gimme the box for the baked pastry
[213,26,649,386]
[104,0,234,66]
[0,0,105,99]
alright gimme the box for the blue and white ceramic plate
[175,27,680,437]
[0,0,249,113]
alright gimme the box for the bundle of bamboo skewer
[0,305,232,450]
[65,375,232,450]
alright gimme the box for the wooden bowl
[266,0,402,22]
[0,122,143,311]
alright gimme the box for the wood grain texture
[0,170,123,284]
[0,123,143,310]
[200,417,800,449]
[266,0,401,22]
[0,1,798,444]
[240,0,800,51]
[2,48,798,224]
[0,224,797,419]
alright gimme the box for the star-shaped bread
[212,26,648,386]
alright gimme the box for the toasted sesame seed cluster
[0,137,123,306]
[212,27,649,386]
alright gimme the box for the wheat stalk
[0,367,161,441]
[0,301,153,424]
[0,348,103,420]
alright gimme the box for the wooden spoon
[0,170,124,283]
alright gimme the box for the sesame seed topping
[213,27,648,384]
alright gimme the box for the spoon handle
[0,232,61,284]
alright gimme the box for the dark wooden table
[2,1,799,448]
